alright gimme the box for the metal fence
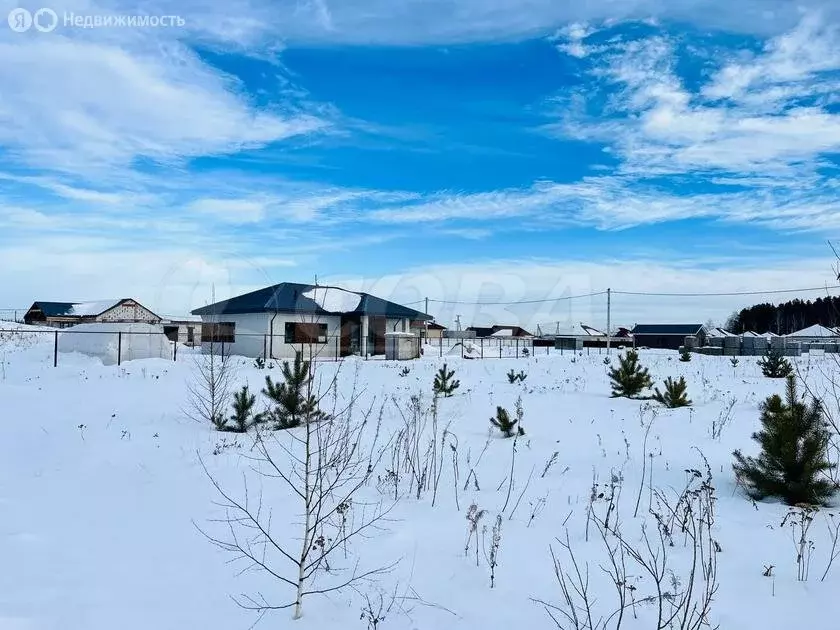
[0,309,26,323]
[0,328,545,367]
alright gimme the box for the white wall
[199,312,342,359]
[385,318,409,333]
[269,313,342,360]
[200,312,271,358]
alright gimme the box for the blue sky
[1,0,840,328]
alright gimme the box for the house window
[285,322,328,344]
[201,322,235,343]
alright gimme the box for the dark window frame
[201,322,235,343]
[285,322,328,344]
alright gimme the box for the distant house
[160,315,202,346]
[191,283,432,359]
[706,327,737,339]
[466,325,534,338]
[410,320,446,339]
[631,324,706,350]
[23,299,161,328]
[786,324,839,341]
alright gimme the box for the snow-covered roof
[787,324,839,338]
[302,288,362,313]
[707,327,736,338]
[490,329,514,337]
[740,331,761,337]
[68,300,122,317]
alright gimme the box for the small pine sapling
[733,375,836,506]
[398,366,411,377]
[679,348,692,362]
[254,357,266,369]
[433,363,460,397]
[608,349,653,398]
[210,411,229,432]
[653,376,692,408]
[490,406,524,438]
[506,369,527,384]
[730,357,739,368]
[262,354,326,430]
[758,347,793,378]
[229,385,265,433]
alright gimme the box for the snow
[707,327,736,338]
[302,287,361,313]
[787,324,839,338]
[3,336,840,629]
[489,329,513,337]
[58,322,172,365]
[67,300,120,317]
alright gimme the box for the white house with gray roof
[191,283,432,359]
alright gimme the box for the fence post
[499,340,502,359]
[53,330,58,367]
[336,335,339,361]
[461,340,464,359]
[263,335,268,360]
[516,338,519,357]
[117,331,122,366]
[439,336,442,358]
[481,337,484,359]
[173,340,178,362]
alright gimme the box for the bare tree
[535,455,719,630]
[186,315,235,430]
[199,367,397,620]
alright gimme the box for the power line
[612,284,840,298]
[425,291,608,306]
[405,283,840,309]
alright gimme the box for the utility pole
[455,314,462,331]
[606,288,612,356]
[424,297,429,340]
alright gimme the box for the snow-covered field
[2,326,840,630]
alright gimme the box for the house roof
[787,324,839,338]
[191,283,432,320]
[411,320,446,329]
[706,327,736,338]
[28,301,78,317]
[28,299,158,319]
[631,324,705,336]
[467,325,534,337]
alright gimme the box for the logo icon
[7,7,32,32]
[33,7,57,32]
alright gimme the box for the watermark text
[7,7,185,33]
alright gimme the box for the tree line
[725,296,840,334]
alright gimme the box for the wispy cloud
[554,16,840,178]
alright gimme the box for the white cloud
[0,28,329,177]
[187,198,269,224]
[150,0,837,45]
[556,16,840,178]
